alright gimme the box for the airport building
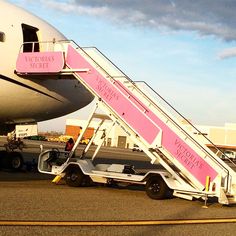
[65,118,236,151]
[65,118,134,148]
[189,123,236,151]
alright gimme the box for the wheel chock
[52,175,62,184]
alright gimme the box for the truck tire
[65,166,85,187]
[9,152,23,170]
[145,176,169,200]
[0,151,23,171]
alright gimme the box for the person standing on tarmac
[65,138,75,157]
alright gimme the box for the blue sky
[9,0,236,132]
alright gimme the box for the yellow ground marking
[0,218,236,226]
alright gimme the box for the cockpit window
[21,24,39,52]
[0,31,5,42]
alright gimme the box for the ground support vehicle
[39,153,175,200]
[38,111,178,200]
[0,131,25,170]
[16,40,236,205]
[1,125,37,171]
[221,150,236,161]
[132,144,143,152]
[38,107,233,205]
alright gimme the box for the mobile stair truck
[16,40,236,205]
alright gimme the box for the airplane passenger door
[21,24,39,52]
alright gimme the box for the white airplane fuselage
[0,1,94,130]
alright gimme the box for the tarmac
[0,138,236,235]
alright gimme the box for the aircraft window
[0,32,5,42]
[21,24,39,52]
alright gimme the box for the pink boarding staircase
[16,40,236,204]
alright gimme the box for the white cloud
[40,0,108,15]
[218,47,236,59]
[35,0,236,41]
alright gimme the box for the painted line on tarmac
[1,219,236,226]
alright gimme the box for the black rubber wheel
[0,151,23,170]
[65,166,85,187]
[9,152,23,170]
[145,176,170,200]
